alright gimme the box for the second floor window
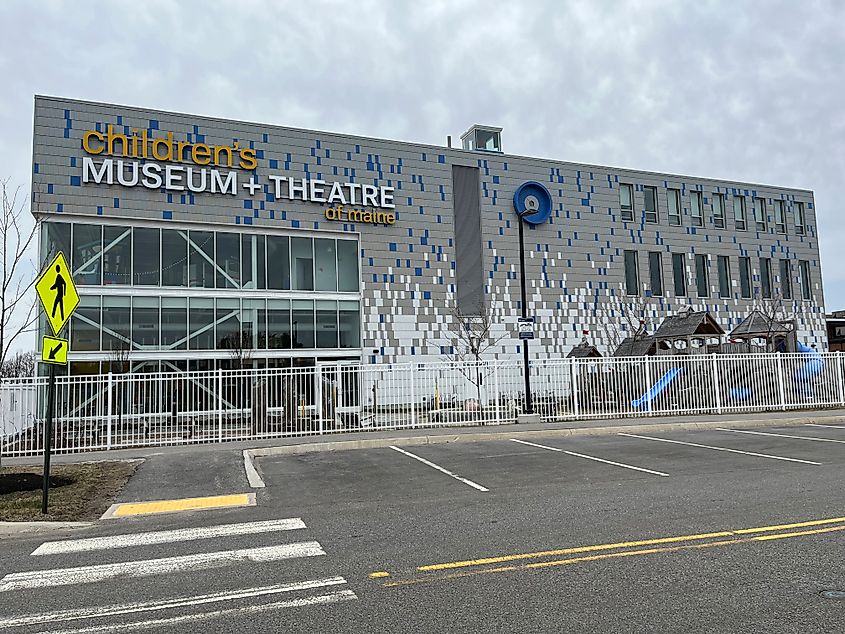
[760,257,773,299]
[695,254,709,298]
[717,255,731,298]
[624,250,639,295]
[672,253,686,296]
[739,256,752,299]
[649,251,663,296]
[644,186,658,223]
[780,259,793,300]
[799,260,811,300]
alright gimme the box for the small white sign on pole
[518,317,535,340]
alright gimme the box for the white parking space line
[0,542,326,592]
[389,446,489,492]
[31,518,307,556]
[43,590,358,634]
[0,577,348,629]
[806,423,845,430]
[510,439,670,477]
[618,433,821,465]
[716,427,845,445]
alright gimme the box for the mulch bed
[0,462,139,522]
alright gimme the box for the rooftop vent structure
[460,125,503,153]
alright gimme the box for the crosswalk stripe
[0,577,348,629]
[32,518,307,556]
[43,591,358,634]
[0,542,325,592]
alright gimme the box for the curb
[247,414,845,465]
[0,521,94,536]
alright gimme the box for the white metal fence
[1,351,843,457]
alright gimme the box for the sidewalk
[5,407,844,468]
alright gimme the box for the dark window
[162,229,188,287]
[799,260,811,300]
[292,300,315,349]
[620,184,634,221]
[133,228,160,286]
[215,232,240,289]
[779,259,792,300]
[690,191,703,227]
[760,258,773,299]
[188,230,215,289]
[717,256,731,298]
[336,240,359,292]
[72,223,102,285]
[695,254,709,297]
[667,190,681,226]
[624,250,639,295]
[291,237,314,291]
[102,226,131,286]
[712,193,726,228]
[672,253,686,297]
[739,257,751,299]
[733,196,747,231]
[266,235,291,290]
[648,251,663,296]
[316,300,339,348]
[452,165,485,314]
[643,186,658,223]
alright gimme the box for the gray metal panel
[452,165,484,316]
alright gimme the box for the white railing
[1,351,843,457]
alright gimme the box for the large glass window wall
[65,296,361,352]
[43,222,359,293]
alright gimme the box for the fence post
[644,356,653,415]
[571,360,580,418]
[217,368,223,441]
[409,364,416,427]
[776,353,787,411]
[711,353,722,415]
[107,372,113,450]
[493,361,501,425]
[837,352,845,406]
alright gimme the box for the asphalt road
[2,423,845,633]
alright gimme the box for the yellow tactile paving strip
[103,493,256,519]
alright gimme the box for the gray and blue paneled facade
[31,96,826,373]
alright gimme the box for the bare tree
[1,180,40,368]
[0,350,35,379]
[222,329,254,369]
[595,287,656,353]
[432,303,507,408]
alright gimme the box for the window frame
[779,259,793,300]
[648,251,663,297]
[753,198,767,232]
[619,183,634,221]
[733,195,747,231]
[667,189,681,226]
[794,202,806,235]
[672,253,687,297]
[738,256,752,299]
[774,200,787,234]
[695,254,709,298]
[624,250,640,296]
[717,255,731,298]
[690,191,703,227]
[760,257,773,299]
[712,193,726,229]
[643,186,658,224]
[799,260,811,300]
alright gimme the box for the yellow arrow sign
[41,335,69,365]
[35,251,79,336]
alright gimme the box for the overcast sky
[1,0,843,327]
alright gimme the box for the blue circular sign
[513,181,552,225]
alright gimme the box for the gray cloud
[1,0,843,311]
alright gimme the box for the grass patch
[0,461,138,522]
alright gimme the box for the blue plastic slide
[632,367,683,409]
[794,342,825,381]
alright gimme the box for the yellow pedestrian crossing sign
[41,335,68,365]
[35,251,79,335]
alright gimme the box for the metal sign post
[35,251,78,514]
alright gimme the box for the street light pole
[517,210,532,415]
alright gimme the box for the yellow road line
[104,493,256,518]
[368,572,391,579]
[417,515,845,572]
[385,523,845,588]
